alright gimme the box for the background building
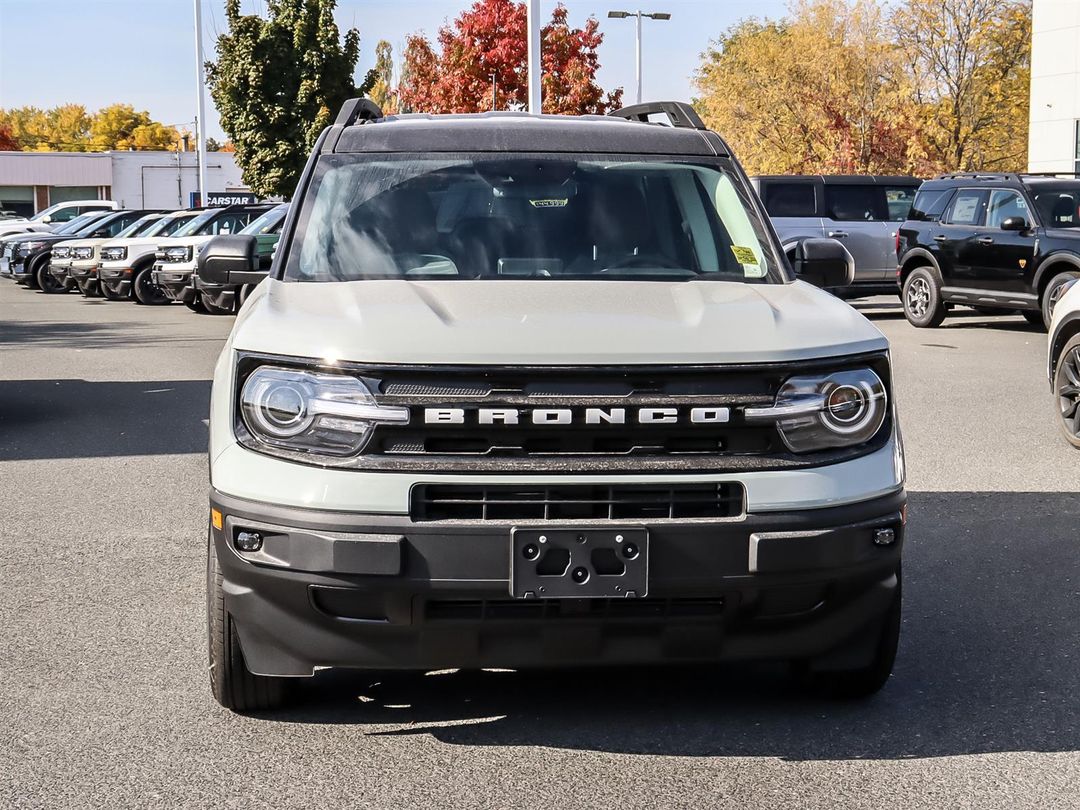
[1028,1,1080,173]
[0,150,247,216]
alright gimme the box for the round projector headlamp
[245,376,313,438]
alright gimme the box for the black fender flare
[27,251,52,281]
[897,248,940,284]
[1033,250,1080,298]
[1049,309,1080,387]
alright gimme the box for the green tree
[205,0,375,198]
[369,40,397,113]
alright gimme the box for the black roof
[752,174,921,185]
[920,172,1080,191]
[326,111,730,157]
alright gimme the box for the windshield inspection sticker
[731,245,765,277]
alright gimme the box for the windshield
[143,212,197,238]
[286,154,785,283]
[55,212,105,234]
[242,205,288,235]
[1032,185,1080,228]
[173,209,222,237]
[116,214,163,239]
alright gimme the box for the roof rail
[933,172,1018,181]
[1021,171,1080,178]
[335,98,384,127]
[608,101,707,131]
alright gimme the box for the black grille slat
[412,483,744,522]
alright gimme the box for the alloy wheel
[1059,347,1080,438]
[906,277,930,319]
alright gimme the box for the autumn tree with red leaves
[398,0,621,115]
[0,125,18,151]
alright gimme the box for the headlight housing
[164,245,191,262]
[73,246,94,260]
[237,366,409,459]
[52,246,71,259]
[102,246,127,261]
[745,367,888,453]
[17,240,47,255]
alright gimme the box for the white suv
[97,210,202,303]
[200,100,907,713]
[1048,278,1080,447]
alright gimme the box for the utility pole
[193,0,209,207]
[607,10,671,105]
[526,0,541,114]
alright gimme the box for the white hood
[231,278,888,365]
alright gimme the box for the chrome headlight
[52,246,71,259]
[164,246,191,262]
[745,368,887,453]
[73,246,94,260]
[238,366,409,458]
[102,246,127,261]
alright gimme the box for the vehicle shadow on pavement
[271,490,1080,761]
[0,379,210,459]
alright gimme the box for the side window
[883,185,919,221]
[104,215,140,236]
[944,190,987,226]
[761,182,817,217]
[824,184,887,221]
[51,207,78,223]
[986,190,1029,228]
[910,189,954,222]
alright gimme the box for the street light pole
[607,10,671,106]
[193,0,209,207]
[527,0,541,113]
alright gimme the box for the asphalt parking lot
[2,283,1079,809]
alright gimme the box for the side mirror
[1001,216,1028,232]
[40,215,53,224]
[198,234,259,285]
[793,237,854,288]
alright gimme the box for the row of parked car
[0,201,287,314]
[755,171,1080,332]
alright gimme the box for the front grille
[411,482,745,521]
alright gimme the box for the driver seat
[573,179,655,272]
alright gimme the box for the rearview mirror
[1000,216,1028,232]
[792,237,854,288]
[197,234,260,285]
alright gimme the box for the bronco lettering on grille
[423,407,731,425]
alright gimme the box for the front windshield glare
[287,155,784,283]
[173,209,220,237]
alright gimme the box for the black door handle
[976,236,994,245]
[933,235,948,242]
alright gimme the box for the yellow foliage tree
[893,0,1031,172]
[695,0,1031,176]
[89,104,181,151]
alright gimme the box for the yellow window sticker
[731,245,758,264]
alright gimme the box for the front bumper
[194,275,237,310]
[98,265,133,295]
[152,263,196,302]
[211,487,905,677]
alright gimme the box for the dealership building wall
[0,151,248,216]
[1029,1,1080,173]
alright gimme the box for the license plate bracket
[510,527,648,599]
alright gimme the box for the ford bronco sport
[898,172,1080,329]
[201,100,907,712]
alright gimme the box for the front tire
[1042,272,1080,330]
[186,294,207,313]
[208,531,291,712]
[37,263,66,294]
[1053,333,1080,449]
[201,294,234,316]
[902,267,946,328]
[76,279,101,298]
[133,266,169,305]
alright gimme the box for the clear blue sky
[0,0,789,142]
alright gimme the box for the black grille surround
[411,482,745,522]
[233,352,893,474]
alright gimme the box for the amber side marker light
[211,509,223,530]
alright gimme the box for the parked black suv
[897,173,1080,329]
